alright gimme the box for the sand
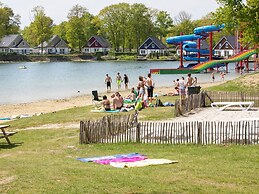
[0,81,224,119]
[1,79,259,125]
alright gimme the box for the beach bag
[155,99,164,107]
[135,101,143,111]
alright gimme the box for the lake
[0,60,245,104]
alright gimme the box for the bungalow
[81,36,110,54]
[139,37,168,56]
[38,35,70,54]
[0,34,31,55]
[213,36,237,57]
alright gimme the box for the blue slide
[166,24,225,63]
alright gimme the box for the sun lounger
[211,101,254,111]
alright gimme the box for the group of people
[102,92,124,111]
[211,71,226,82]
[101,73,155,111]
[172,73,197,99]
[105,73,129,92]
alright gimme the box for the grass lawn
[1,128,259,193]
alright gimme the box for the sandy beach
[1,79,259,124]
[0,81,222,118]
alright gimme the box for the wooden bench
[0,125,17,145]
[211,101,254,111]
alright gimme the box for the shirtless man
[111,92,123,110]
[145,73,154,103]
[116,72,122,90]
[105,74,112,93]
[186,73,194,96]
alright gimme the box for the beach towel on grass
[110,159,178,168]
[77,153,144,163]
[90,109,120,113]
[95,155,147,165]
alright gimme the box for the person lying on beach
[111,92,124,110]
[102,95,111,111]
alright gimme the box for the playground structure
[150,24,258,74]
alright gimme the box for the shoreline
[0,81,224,119]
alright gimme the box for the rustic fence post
[197,122,202,144]
[136,123,141,143]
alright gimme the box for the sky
[1,0,220,29]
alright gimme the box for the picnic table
[0,125,16,145]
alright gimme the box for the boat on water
[19,66,27,69]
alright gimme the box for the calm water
[0,60,246,104]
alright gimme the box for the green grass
[1,128,259,193]
[206,72,259,92]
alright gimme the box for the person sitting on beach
[126,87,137,102]
[102,95,111,111]
[111,92,124,110]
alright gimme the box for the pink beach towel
[94,156,148,165]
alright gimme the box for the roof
[213,36,236,50]
[93,36,110,48]
[83,35,110,48]
[41,35,69,48]
[0,34,22,48]
[139,37,168,50]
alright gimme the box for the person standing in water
[116,72,122,90]
[123,74,129,90]
[105,74,112,93]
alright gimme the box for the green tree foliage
[154,11,174,41]
[66,4,95,51]
[22,6,53,51]
[0,2,20,38]
[52,21,68,42]
[98,3,157,52]
[214,0,259,47]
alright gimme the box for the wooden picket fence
[205,91,259,107]
[174,91,259,117]
[79,91,259,145]
[80,119,259,145]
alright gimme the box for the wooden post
[197,122,202,144]
[136,123,141,143]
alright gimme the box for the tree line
[0,1,258,53]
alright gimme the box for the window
[144,44,147,48]
[225,43,229,48]
[152,44,155,48]
[13,42,16,46]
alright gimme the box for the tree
[214,0,259,47]
[66,5,95,51]
[0,2,20,38]
[129,3,154,51]
[52,21,68,42]
[154,11,173,41]
[98,3,131,52]
[171,11,195,35]
[23,6,53,52]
